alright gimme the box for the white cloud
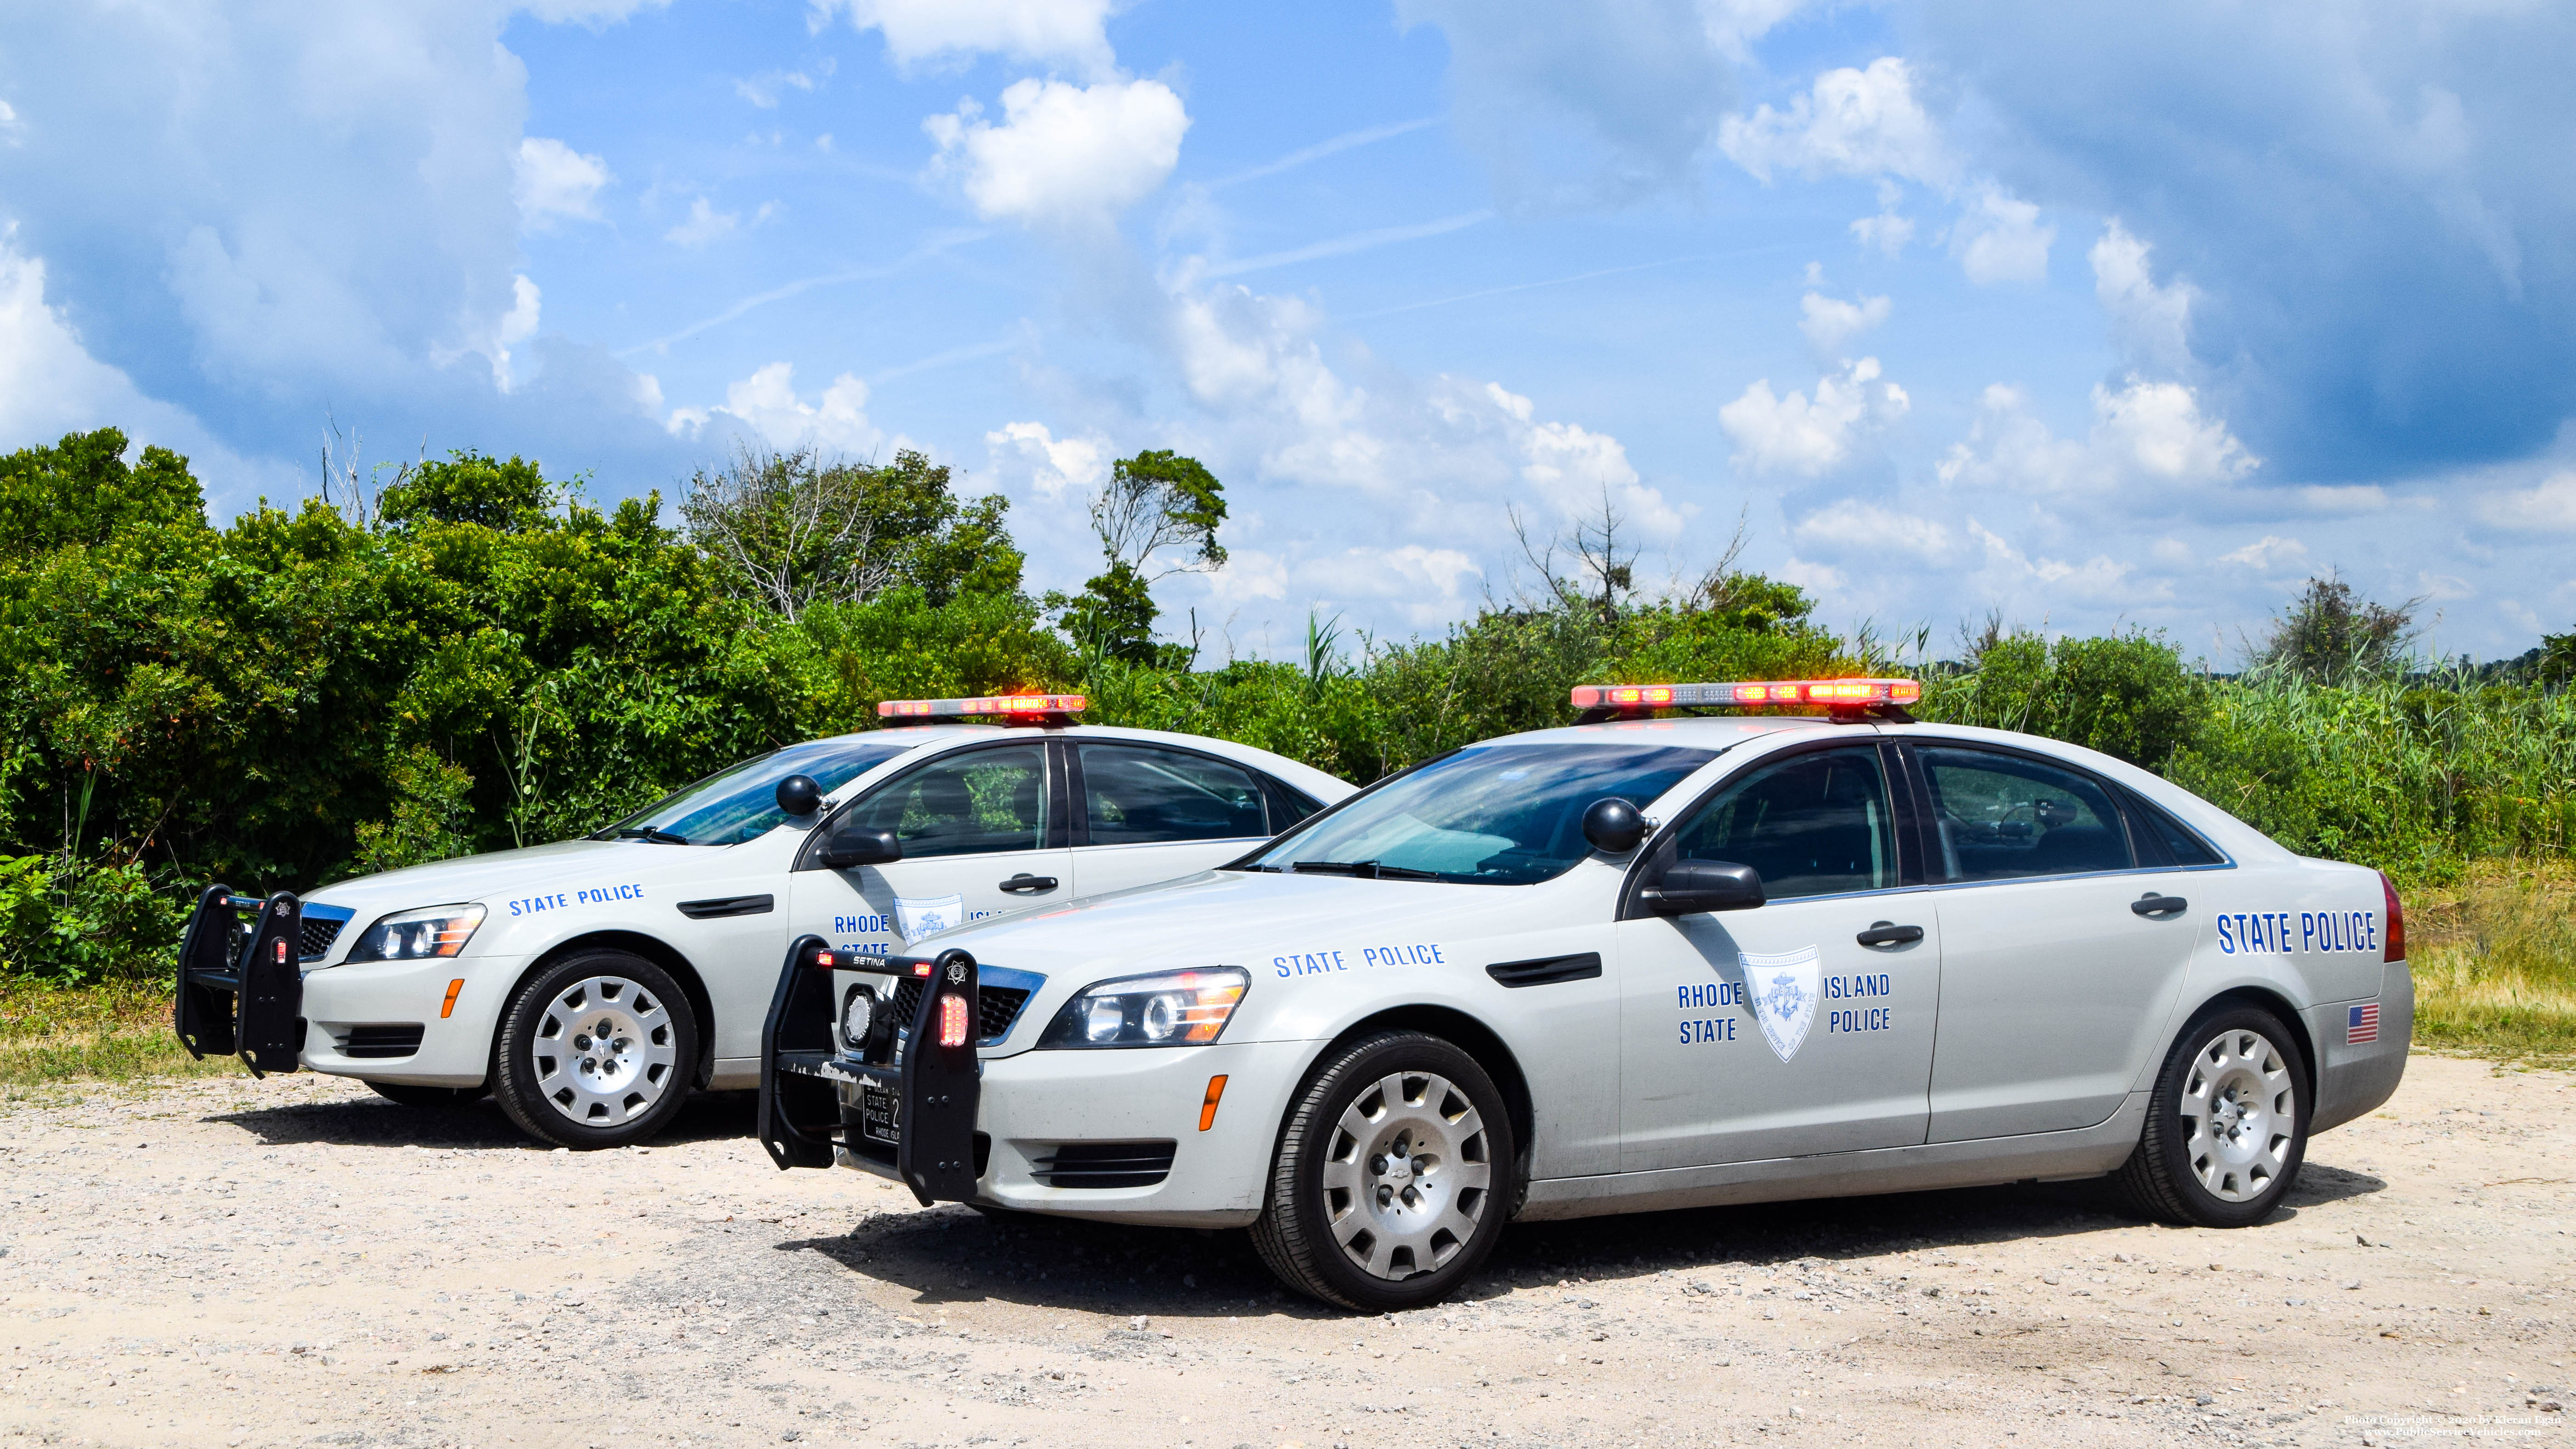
[986,420,1109,500]
[664,196,739,247]
[521,0,675,23]
[433,272,542,392]
[1718,356,1909,477]
[674,361,884,455]
[2218,535,2311,571]
[1482,382,1685,536]
[1798,290,1890,354]
[0,226,266,485]
[2475,470,2576,530]
[1938,376,2256,494]
[1968,521,2155,604]
[0,99,23,147]
[1792,499,1957,562]
[735,70,818,108]
[1952,184,2054,285]
[1850,209,1914,257]
[1717,57,1952,187]
[514,137,611,229]
[925,78,1189,230]
[814,0,1122,78]
[2090,218,2193,372]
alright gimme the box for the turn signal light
[936,992,972,1048]
[1199,1074,1229,1132]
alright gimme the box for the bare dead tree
[679,445,892,622]
[318,412,422,529]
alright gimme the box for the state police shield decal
[1741,945,1821,1063]
[894,893,964,942]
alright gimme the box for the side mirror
[776,774,823,818]
[818,825,902,870]
[1641,859,1764,915]
[1581,797,1645,854]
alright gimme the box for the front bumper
[819,1040,1312,1226]
[292,954,519,1085]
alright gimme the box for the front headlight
[1036,967,1248,1049]
[345,904,487,963]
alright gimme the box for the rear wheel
[1249,1031,1515,1311]
[492,951,698,1150]
[2114,1003,2310,1227]
[368,1080,484,1110]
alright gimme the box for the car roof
[1481,716,1850,749]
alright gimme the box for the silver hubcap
[532,976,677,1127]
[2180,1026,2296,1202]
[1320,1070,1492,1281]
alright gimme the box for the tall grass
[2411,864,2576,1063]
[2168,664,2576,887]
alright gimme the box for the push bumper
[759,938,1310,1227]
[174,886,306,1076]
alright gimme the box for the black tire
[1249,1030,1515,1312]
[2114,1002,2311,1227]
[492,950,699,1150]
[369,1080,485,1110]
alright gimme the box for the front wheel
[2114,1003,2310,1227]
[492,951,699,1149]
[1249,1031,1515,1311]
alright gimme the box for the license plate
[859,1079,901,1147]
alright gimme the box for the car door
[1065,740,1280,897]
[1614,740,1943,1171]
[786,740,1072,958]
[1907,742,2200,1141]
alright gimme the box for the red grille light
[878,693,1086,721]
[936,992,972,1048]
[1570,678,1923,712]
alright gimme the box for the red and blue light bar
[877,693,1087,722]
[1570,677,1923,712]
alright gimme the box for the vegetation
[3,424,2574,1077]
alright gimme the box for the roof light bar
[1570,677,1923,715]
[877,693,1086,723]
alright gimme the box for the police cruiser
[759,677,2412,1311]
[174,696,1350,1148]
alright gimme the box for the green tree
[1056,449,1228,664]
[2256,573,2421,682]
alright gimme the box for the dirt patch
[2,1055,2570,1448]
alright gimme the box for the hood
[301,837,727,921]
[934,868,1534,978]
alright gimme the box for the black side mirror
[1641,859,1765,915]
[1581,797,1645,854]
[776,774,823,818]
[818,825,902,870]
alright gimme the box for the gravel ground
[1,1053,2570,1449]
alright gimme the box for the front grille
[1028,1140,1176,1189]
[888,979,1033,1044]
[298,917,347,960]
[336,1023,425,1059]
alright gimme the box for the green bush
[0,854,184,984]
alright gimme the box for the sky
[3,0,2572,665]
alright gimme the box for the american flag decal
[2347,1002,2381,1045]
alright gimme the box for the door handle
[1856,921,1924,947]
[999,873,1059,894]
[2132,893,2188,917]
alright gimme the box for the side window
[840,744,1049,859]
[1917,746,2135,881]
[1672,747,1897,900]
[1079,744,1269,845]
[2123,789,2226,866]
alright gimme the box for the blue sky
[3,0,2571,663]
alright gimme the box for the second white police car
[760,676,2413,1311]
[175,696,1350,1148]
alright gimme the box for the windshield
[1243,743,1716,885]
[597,738,913,845]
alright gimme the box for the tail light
[2381,872,2406,962]
[936,992,971,1048]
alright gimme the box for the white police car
[760,677,2413,1312]
[174,696,1350,1148]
